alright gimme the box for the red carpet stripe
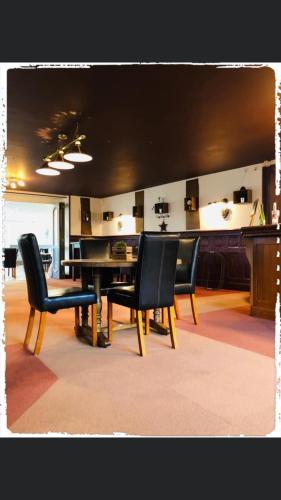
[176,305,275,358]
[5,344,58,427]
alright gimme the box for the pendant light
[47,150,75,170]
[36,164,60,176]
[64,137,93,163]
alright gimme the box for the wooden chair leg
[168,306,177,349]
[130,308,135,323]
[136,310,146,356]
[24,307,35,348]
[34,312,47,355]
[190,293,199,325]
[108,299,113,342]
[145,310,150,335]
[162,307,168,327]
[91,303,97,346]
[173,295,180,319]
[74,306,80,336]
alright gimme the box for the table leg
[149,307,170,335]
[93,269,102,333]
[77,267,110,347]
[81,267,90,327]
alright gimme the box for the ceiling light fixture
[37,127,92,177]
[36,164,60,176]
[64,137,93,163]
[47,150,75,170]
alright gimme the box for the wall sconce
[6,177,26,189]
[208,198,232,220]
[117,213,123,231]
[221,198,231,219]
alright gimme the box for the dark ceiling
[7,64,275,198]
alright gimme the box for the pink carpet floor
[3,279,277,436]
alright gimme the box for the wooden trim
[24,307,35,347]
[34,312,47,356]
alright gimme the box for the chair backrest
[80,238,111,260]
[18,233,48,310]
[3,248,18,268]
[175,237,200,287]
[134,232,179,309]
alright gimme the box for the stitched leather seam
[157,242,165,305]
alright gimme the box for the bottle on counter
[271,202,280,225]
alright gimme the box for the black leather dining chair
[174,237,200,324]
[18,233,98,355]
[107,232,179,356]
[3,248,18,278]
[80,238,112,293]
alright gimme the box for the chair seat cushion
[43,287,97,313]
[174,282,195,295]
[107,285,137,308]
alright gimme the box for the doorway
[3,193,69,280]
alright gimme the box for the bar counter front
[241,224,280,320]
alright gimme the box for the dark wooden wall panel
[262,164,280,224]
[80,197,92,235]
[135,190,144,233]
[186,179,200,230]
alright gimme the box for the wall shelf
[103,211,114,221]
[233,189,252,204]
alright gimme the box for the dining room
[2,63,279,437]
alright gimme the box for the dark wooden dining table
[61,257,170,347]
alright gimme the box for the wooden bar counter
[241,225,280,320]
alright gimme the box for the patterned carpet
[3,279,277,436]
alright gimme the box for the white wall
[199,163,263,229]
[69,161,269,235]
[144,180,186,231]
[98,161,265,233]
[101,191,136,236]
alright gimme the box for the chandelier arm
[43,135,86,162]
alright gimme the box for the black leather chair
[3,248,18,278]
[80,238,134,292]
[80,238,112,293]
[107,232,179,356]
[174,237,200,324]
[18,233,97,355]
